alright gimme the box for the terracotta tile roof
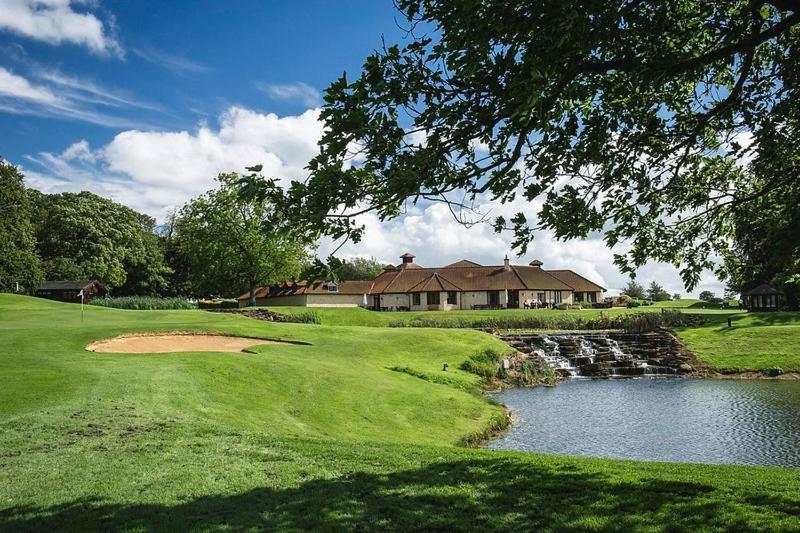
[407,272,463,292]
[547,270,606,292]
[369,264,574,294]
[444,259,482,268]
[238,280,373,300]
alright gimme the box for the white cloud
[0,0,122,56]
[21,104,724,296]
[256,82,322,107]
[24,106,324,218]
[0,66,158,127]
[0,65,58,104]
[131,46,211,76]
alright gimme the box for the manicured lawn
[677,312,800,372]
[653,298,741,310]
[1,294,798,530]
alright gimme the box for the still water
[488,379,800,467]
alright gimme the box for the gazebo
[742,283,784,311]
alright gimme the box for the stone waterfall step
[499,331,690,378]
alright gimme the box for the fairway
[1,294,799,530]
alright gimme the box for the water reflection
[488,379,800,467]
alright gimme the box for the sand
[86,333,289,354]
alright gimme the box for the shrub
[388,309,700,332]
[626,300,641,308]
[579,301,594,309]
[89,296,196,310]
[284,311,321,324]
[459,348,503,379]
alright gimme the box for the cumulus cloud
[24,106,324,217]
[256,81,322,107]
[21,104,724,296]
[0,0,122,56]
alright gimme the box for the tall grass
[89,296,197,310]
[283,310,322,324]
[389,309,698,332]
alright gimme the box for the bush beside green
[459,348,503,379]
[389,309,697,332]
[89,296,196,310]
[284,310,322,324]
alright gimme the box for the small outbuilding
[238,280,373,308]
[34,280,106,304]
[742,283,784,311]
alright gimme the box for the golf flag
[78,289,84,322]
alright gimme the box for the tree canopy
[336,257,385,281]
[254,0,800,290]
[646,281,671,301]
[621,280,646,299]
[31,190,169,294]
[0,161,41,292]
[176,170,313,304]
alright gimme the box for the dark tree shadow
[2,457,794,531]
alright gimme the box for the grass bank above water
[1,294,799,530]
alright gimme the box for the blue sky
[0,0,725,296]
[1,0,403,159]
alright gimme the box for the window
[412,292,421,305]
[447,291,457,304]
[427,292,440,305]
[554,291,562,303]
[326,282,338,292]
[537,292,545,302]
[575,292,584,302]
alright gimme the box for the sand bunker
[86,333,293,354]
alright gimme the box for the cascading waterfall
[502,332,685,378]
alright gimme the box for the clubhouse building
[239,253,605,310]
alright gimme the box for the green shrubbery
[459,348,503,379]
[89,296,197,310]
[284,311,321,324]
[389,309,697,332]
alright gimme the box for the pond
[488,379,800,467]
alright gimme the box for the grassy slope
[1,294,798,530]
[678,312,800,372]
[277,304,800,373]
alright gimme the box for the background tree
[30,191,169,294]
[250,1,800,290]
[621,280,645,299]
[158,209,195,296]
[336,257,384,280]
[177,170,313,305]
[722,162,800,307]
[699,290,716,302]
[673,293,681,301]
[0,161,41,292]
[646,281,671,301]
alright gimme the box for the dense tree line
[0,162,41,292]
[0,161,314,299]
